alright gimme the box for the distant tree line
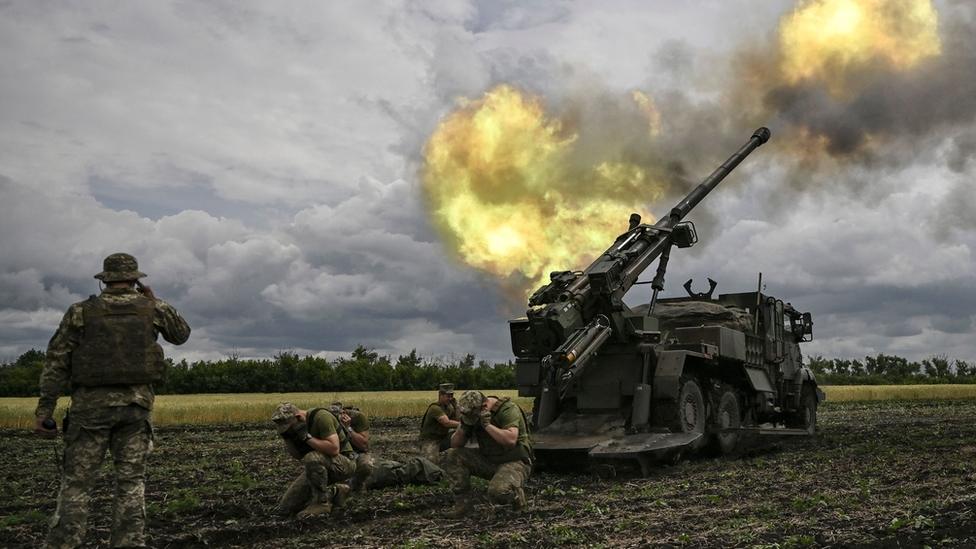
[3,348,976,397]
[0,346,515,397]
[807,353,976,385]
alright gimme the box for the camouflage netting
[649,301,754,332]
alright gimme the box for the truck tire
[709,388,741,456]
[786,383,817,435]
[674,377,707,450]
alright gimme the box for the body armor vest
[419,399,459,440]
[70,295,165,386]
[474,398,535,465]
[293,408,353,457]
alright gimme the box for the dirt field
[2,400,975,548]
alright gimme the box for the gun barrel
[558,128,771,303]
[669,127,770,222]
[617,127,770,287]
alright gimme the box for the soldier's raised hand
[136,281,157,301]
[479,409,492,428]
[292,421,311,442]
[460,412,478,427]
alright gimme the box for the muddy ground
[2,400,976,548]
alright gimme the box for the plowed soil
[2,400,976,548]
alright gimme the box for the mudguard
[799,367,826,403]
[652,350,709,400]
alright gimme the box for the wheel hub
[682,397,700,431]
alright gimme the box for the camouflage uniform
[443,391,532,511]
[275,404,357,516]
[364,457,445,490]
[36,253,190,549]
[418,383,458,462]
[332,404,374,490]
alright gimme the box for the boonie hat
[94,252,147,282]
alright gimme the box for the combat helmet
[457,390,485,424]
[271,402,300,434]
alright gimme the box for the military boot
[445,496,473,519]
[348,475,368,494]
[512,486,527,512]
[296,501,332,519]
[332,483,352,510]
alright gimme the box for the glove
[479,409,492,428]
[460,412,479,428]
[291,422,311,442]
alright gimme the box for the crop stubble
[1,400,975,548]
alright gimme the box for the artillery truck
[508,127,822,475]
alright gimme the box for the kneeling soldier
[273,403,356,518]
[418,383,459,462]
[443,391,532,515]
[330,401,374,491]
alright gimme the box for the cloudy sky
[1,0,974,365]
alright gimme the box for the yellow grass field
[2,385,976,429]
[0,390,530,429]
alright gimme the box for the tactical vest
[292,408,354,457]
[419,400,457,440]
[474,398,535,465]
[70,295,165,386]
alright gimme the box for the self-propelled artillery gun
[508,128,822,474]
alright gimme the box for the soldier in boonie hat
[94,252,147,282]
[272,402,301,434]
[34,251,190,548]
[418,383,460,462]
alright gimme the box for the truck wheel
[787,384,817,435]
[675,378,706,448]
[710,389,741,455]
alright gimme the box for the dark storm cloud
[1,0,974,366]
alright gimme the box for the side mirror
[672,221,698,249]
[801,312,813,341]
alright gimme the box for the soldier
[418,383,459,462]
[443,390,533,516]
[329,401,374,491]
[273,403,356,518]
[364,456,445,490]
[33,253,191,549]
